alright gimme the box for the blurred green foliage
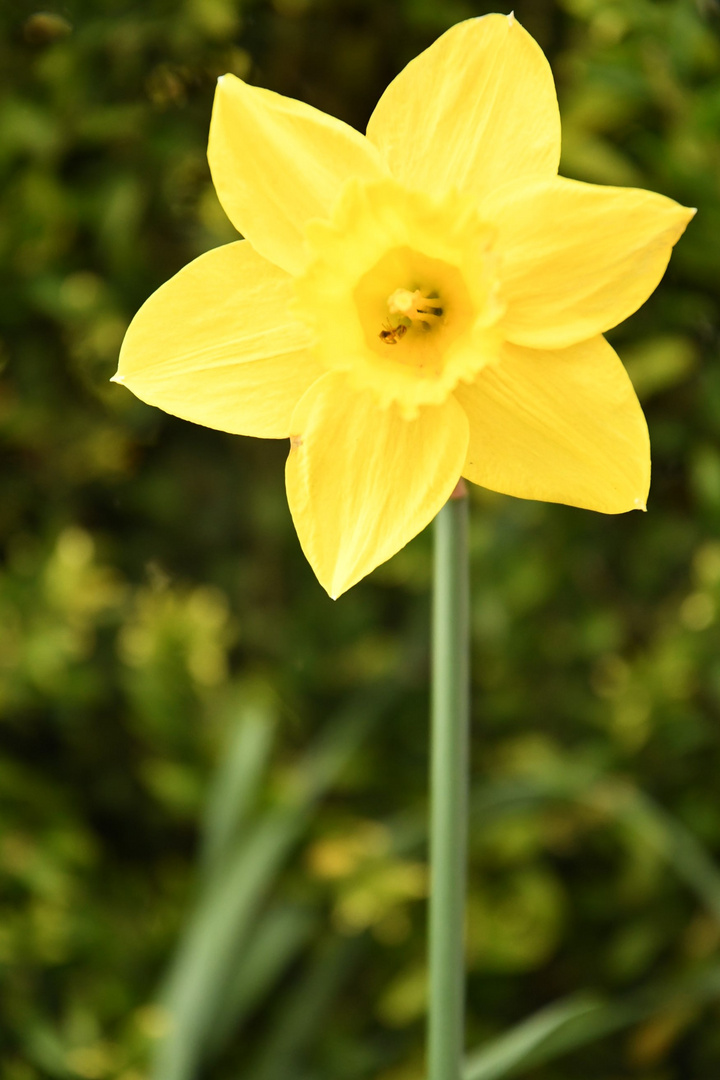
[1,0,720,1078]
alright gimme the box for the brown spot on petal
[290,434,303,450]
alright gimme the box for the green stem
[428,483,470,1080]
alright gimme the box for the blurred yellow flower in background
[114,13,694,598]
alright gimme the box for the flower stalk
[428,481,470,1080]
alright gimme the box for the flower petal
[486,176,695,349]
[286,372,469,596]
[456,336,650,514]
[366,13,560,202]
[115,241,323,438]
[208,75,388,275]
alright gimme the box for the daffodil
[114,13,694,598]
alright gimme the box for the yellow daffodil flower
[114,13,694,598]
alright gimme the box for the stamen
[387,288,443,325]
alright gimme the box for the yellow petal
[486,176,695,349]
[286,372,469,597]
[208,75,387,276]
[366,14,560,201]
[456,337,650,513]
[115,241,323,438]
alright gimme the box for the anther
[387,288,443,325]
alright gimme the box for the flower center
[382,288,443,343]
[353,247,475,375]
[379,288,444,346]
[293,178,505,417]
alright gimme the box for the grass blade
[151,686,395,1080]
[207,904,316,1052]
[247,936,362,1080]
[464,964,720,1080]
[200,697,276,878]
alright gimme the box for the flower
[114,13,694,598]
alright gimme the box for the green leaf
[464,964,720,1080]
[151,686,394,1080]
[199,696,276,878]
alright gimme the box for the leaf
[151,684,395,1080]
[610,786,720,925]
[247,936,362,1080]
[464,964,720,1080]
[199,696,276,878]
[207,904,317,1053]
[463,996,601,1080]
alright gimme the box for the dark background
[2,1,720,1078]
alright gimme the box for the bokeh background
[2,0,720,1077]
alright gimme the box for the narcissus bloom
[115,13,694,598]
